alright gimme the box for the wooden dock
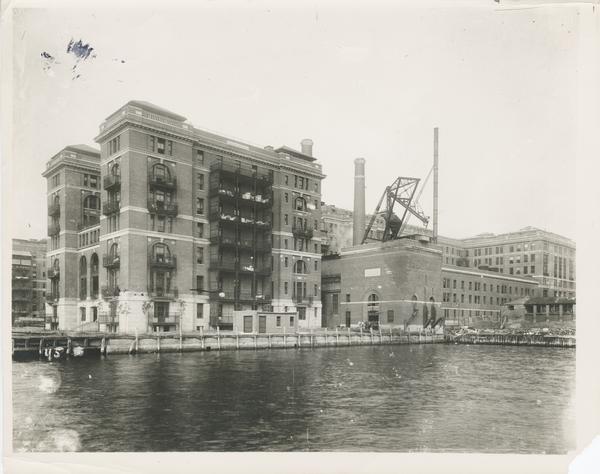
[445,333,575,348]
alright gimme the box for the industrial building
[12,238,47,328]
[43,100,325,334]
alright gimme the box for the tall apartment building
[12,239,47,328]
[43,101,325,334]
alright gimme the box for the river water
[12,344,575,453]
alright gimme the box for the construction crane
[361,176,430,244]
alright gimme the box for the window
[332,293,339,314]
[276,316,281,327]
[157,138,166,154]
[196,198,204,215]
[294,197,306,211]
[284,175,289,185]
[196,304,204,319]
[284,193,288,203]
[387,310,394,323]
[80,307,86,322]
[196,275,204,292]
[196,150,204,164]
[83,174,88,186]
[109,135,121,155]
[290,316,294,326]
[198,173,204,190]
[314,244,318,254]
[284,214,288,225]
[314,284,318,296]
[197,247,204,264]
[284,239,288,249]
[284,257,288,268]
[196,222,204,238]
[284,281,288,294]
[314,260,318,271]
[294,260,307,274]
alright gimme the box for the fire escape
[208,159,273,329]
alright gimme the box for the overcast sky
[10,2,580,241]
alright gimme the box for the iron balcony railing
[210,160,273,184]
[45,293,59,303]
[148,174,177,190]
[147,199,178,216]
[102,200,121,215]
[216,292,272,303]
[98,312,118,324]
[292,225,314,240]
[148,255,177,269]
[101,285,120,298]
[48,222,60,236]
[148,288,179,299]
[103,255,121,269]
[103,174,121,190]
[48,269,60,279]
[48,202,60,216]
[210,187,272,207]
[77,216,100,231]
[149,313,181,326]
[293,294,314,305]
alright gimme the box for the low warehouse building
[321,237,443,331]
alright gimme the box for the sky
[9,1,581,241]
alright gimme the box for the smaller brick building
[321,237,443,330]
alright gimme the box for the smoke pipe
[353,158,366,246]
[433,127,439,243]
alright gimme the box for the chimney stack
[301,139,313,157]
[353,158,366,245]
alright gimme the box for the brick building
[43,100,325,334]
[12,239,47,328]
[321,237,443,330]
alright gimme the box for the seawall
[445,333,575,348]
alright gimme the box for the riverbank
[12,329,445,360]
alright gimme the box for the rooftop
[125,100,187,122]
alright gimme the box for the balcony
[102,200,121,215]
[101,286,120,299]
[147,199,178,216]
[103,255,121,269]
[98,312,118,324]
[217,292,272,304]
[48,268,60,279]
[48,222,60,236]
[45,315,58,324]
[45,293,59,304]
[292,294,314,305]
[103,174,121,190]
[148,288,179,300]
[210,187,272,208]
[149,313,180,326]
[48,202,60,217]
[148,174,177,190]
[149,255,177,269]
[78,216,100,231]
[292,225,314,240]
[210,160,273,185]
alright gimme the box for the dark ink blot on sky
[66,38,95,61]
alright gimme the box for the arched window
[429,296,437,320]
[110,162,120,176]
[90,253,99,299]
[294,260,307,274]
[53,194,60,206]
[53,259,60,272]
[79,256,87,300]
[83,195,99,210]
[152,163,170,181]
[294,197,306,211]
[153,243,171,262]
[367,293,380,309]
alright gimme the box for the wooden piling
[236,334,240,349]
[39,338,44,356]
[157,336,161,353]
[336,327,339,346]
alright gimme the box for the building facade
[43,100,325,334]
[12,239,47,328]
[321,238,443,330]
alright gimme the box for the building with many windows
[43,101,325,334]
[12,239,48,328]
[320,204,575,327]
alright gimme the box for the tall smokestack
[353,158,366,245]
[433,127,439,243]
[301,139,313,157]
